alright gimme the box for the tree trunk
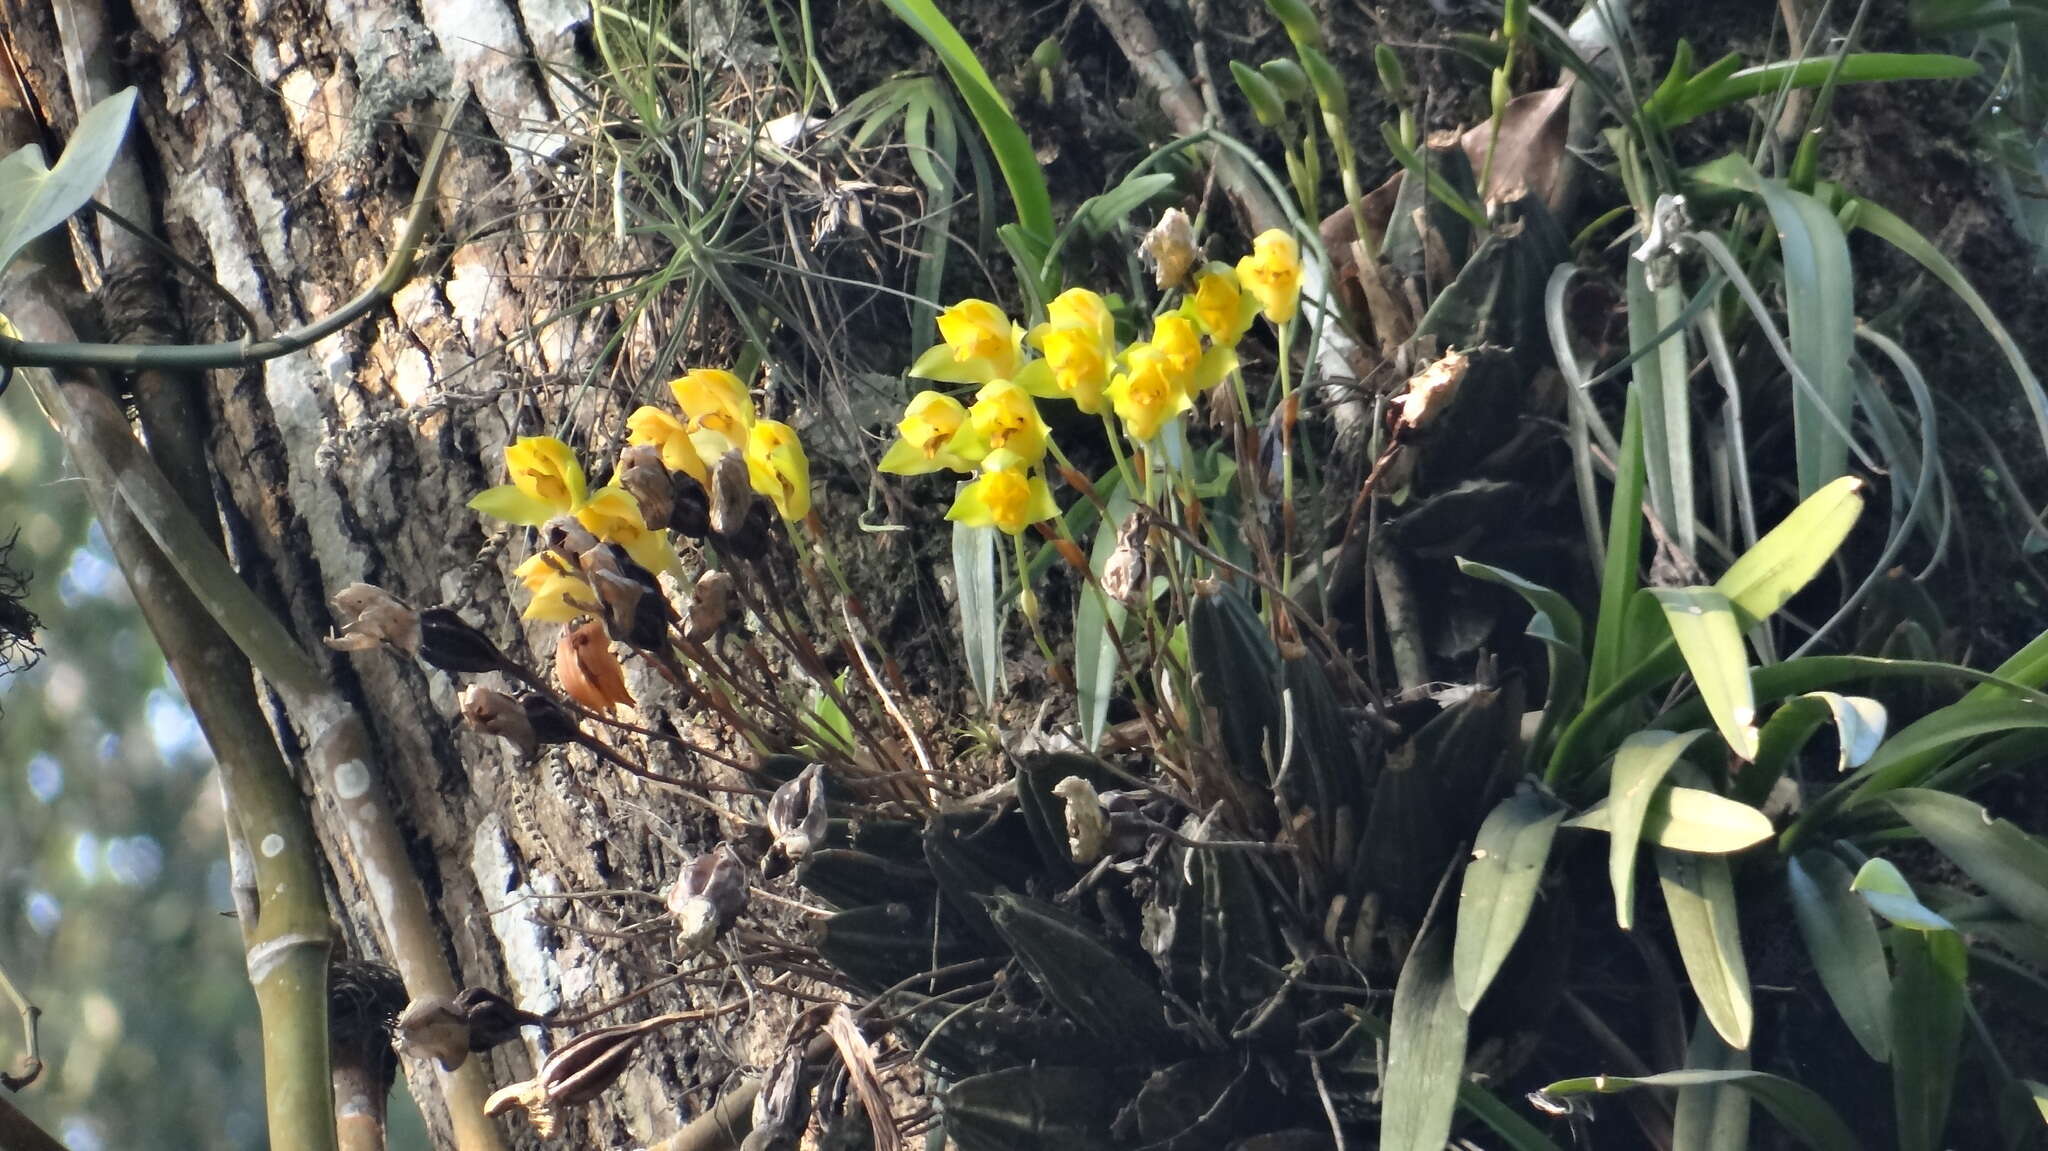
[0,1,764,1146]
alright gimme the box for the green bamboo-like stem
[0,100,461,373]
[21,361,340,1151]
[19,363,510,1151]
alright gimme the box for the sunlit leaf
[1887,789,2048,934]
[1891,927,1968,1151]
[1652,587,1759,760]
[1851,858,1954,931]
[1540,1069,1856,1151]
[952,519,1003,705]
[1673,1018,1752,1151]
[1659,847,1753,1049]
[0,88,137,277]
[1582,729,1706,929]
[1455,785,1567,1011]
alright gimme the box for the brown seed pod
[708,450,754,538]
[685,569,735,643]
[764,762,828,877]
[615,444,675,531]
[667,843,748,955]
[326,583,419,654]
[417,608,512,675]
[556,620,634,713]
[461,685,538,758]
[483,1019,652,1136]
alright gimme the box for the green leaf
[1567,786,1774,853]
[1887,789,2048,934]
[1539,1070,1857,1151]
[2024,1079,2048,1126]
[1455,785,1568,1011]
[879,0,1055,291]
[1673,1018,1753,1151]
[1650,53,1979,128]
[941,1065,1126,1151]
[1075,172,1179,238]
[1851,858,1955,931]
[1891,927,1968,1151]
[1713,474,1867,623]
[1970,624,2048,701]
[1845,697,2048,804]
[1590,386,1647,698]
[1653,587,1760,760]
[1075,488,1133,750]
[952,519,1003,705]
[0,87,137,277]
[1382,922,1470,1151]
[1658,847,1753,1049]
[1628,259,1696,558]
[1853,199,2048,478]
[984,893,1182,1053]
[1593,730,1708,929]
[1457,559,1586,769]
[1747,176,1856,497]
[1744,693,1886,806]
[1787,850,1893,1063]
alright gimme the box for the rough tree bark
[0,0,769,1146]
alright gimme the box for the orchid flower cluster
[467,369,811,627]
[877,228,1304,536]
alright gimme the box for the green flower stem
[1277,318,1298,598]
[1099,409,1138,497]
[1011,532,1060,671]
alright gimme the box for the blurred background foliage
[2,384,273,1149]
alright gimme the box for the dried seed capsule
[708,451,754,539]
[520,693,581,745]
[1051,775,1109,865]
[1140,206,1197,290]
[556,620,634,713]
[543,516,600,559]
[484,1019,652,1136]
[395,994,472,1071]
[764,763,827,877]
[1100,514,1150,608]
[417,608,512,674]
[671,474,712,538]
[326,583,419,654]
[686,569,734,643]
[615,445,674,532]
[461,685,538,758]
[667,843,748,955]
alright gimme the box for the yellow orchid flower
[514,554,599,623]
[1020,287,1115,413]
[469,436,589,526]
[625,406,710,485]
[947,449,1060,535]
[1107,334,1197,442]
[967,379,1050,465]
[575,485,681,574]
[668,369,756,457]
[1151,314,1205,380]
[746,419,812,521]
[879,390,981,475]
[1182,265,1261,347]
[1236,229,1303,325]
[910,299,1026,384]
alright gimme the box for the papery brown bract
[460,685,538,758]
[557,620,634,713]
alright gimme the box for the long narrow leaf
[1844,697,2048,804]
[1787,849,1893,1062]
[1749,178,1856,497]
[1673,1019,1753,1151]
[1567,786,1773,852]
[1598,730,1707,929]
[1658,847,1754,1049]
[1455,786,1568,1011]
[1713,474,1866,622]
[1076,488,1134,749]
[952,519,1003,705]
[1653,587,1760,759]
[1892,927,1968,1151]
[1628,259,1696,558]
[1382,923,1470,1151]
[1652,53,1979,127]
[1855,199,2048,470]
[1591,386,1648,698]
[1887,789,2048,933]
[1540,1069,1858,1151]
[1851,858,1955,931]
[1457,559,1586,769]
